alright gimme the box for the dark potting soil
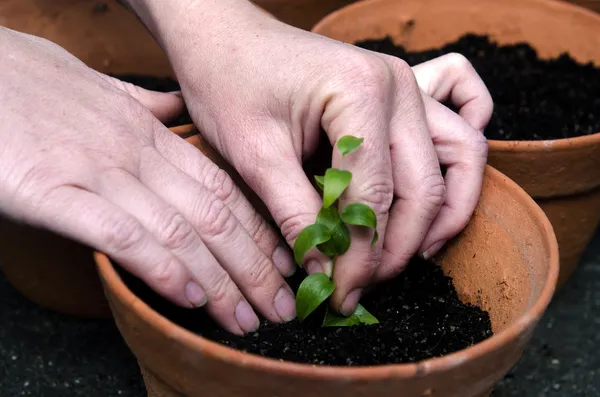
[118,256,493,366]
[111,74,193,127]
[356,34,600,141]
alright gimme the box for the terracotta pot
[95,163,559,397]
[253,0,357,30]
[311,0,600,289]
[563,0,600,13]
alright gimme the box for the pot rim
[95,165,559,380]
[311,0,600,151]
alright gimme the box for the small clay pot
[96,163,558,397]
[311,0,600,289]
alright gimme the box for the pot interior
[313,0,600,65]
[435,169,554,334]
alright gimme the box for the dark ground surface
[1,229,599,396]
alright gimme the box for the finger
[138,147,297,326]
[225,123,332,277]
[94,167,253,334]
[411,53,493,132]
[97,72,185,123]
[153,129,296,277]
[322,97,393,316]
[31,185,193,308]
[378,60,446,282]
[416,96,488,259]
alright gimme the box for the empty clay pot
[311,0,600,289]
[95,163,559,397]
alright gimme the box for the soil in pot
[112,74,192,127]
[117,255,493,366]
[356,34,600,140]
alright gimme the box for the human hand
[133,0,492,318]
[0,27,299,335]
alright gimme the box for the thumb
[98,73,186,124]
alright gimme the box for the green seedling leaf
[353,303,380,325]
[341,202,379,246]
[315,207,351,257]
[322,304,379,327]
[323,168,352,208]
[296,273,335,321]
[293,223,331,267]
[314,175,325,191]
[337,135,364,156]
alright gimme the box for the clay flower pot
[95,161,558,397]
[311,0,600,289]
[253,0,357,30]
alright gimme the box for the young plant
[293,135,379,327]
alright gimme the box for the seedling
[293,135,379,327]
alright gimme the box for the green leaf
[323,308,361,327]
[296,273,335,321]
[337,135,364,156]
[341,202,378,246]
[315,207,351,257]
[314,175,325,191]
[322,304,379,327]
[323,168,352,208]
[293,223,331,267]
[353,303,380,325]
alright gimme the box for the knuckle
[194,193,235,238]
[147,258,181,290]
[155,211,197,252]
[342,55,393,102]
[243,257,275,290]
[279,212,314,244]
[99,215,145,253]
[360,178,394,216]
[468,132,489,160]
[445,52,472,71]
[418,174,447,213]
[246,212,272,247]
[202,165,237,204]
[209,271,235,304]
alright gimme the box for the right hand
[0,27,298,335]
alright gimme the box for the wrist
[122,0,272,53]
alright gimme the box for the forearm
[120,0,269,57]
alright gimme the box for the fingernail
[306,259,333,277]
[340,288,363,317]
[274,286,296,322]
[305,259,322,275]
[185,281,207,308]
[272,245,296,277]
[422,240,447,260]
[235,300,260,333]
[167,90,183,98]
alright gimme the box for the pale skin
[0,0,492,335]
